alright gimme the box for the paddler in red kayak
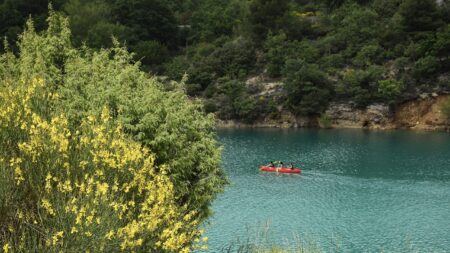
[266,161,275,168]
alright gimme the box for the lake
[203,129,450,252]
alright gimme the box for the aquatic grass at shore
[218,222,324,253]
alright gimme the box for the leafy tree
[63,0,127,48]
[353,43,384,67]
[337,66,383,107]
[413,55,441,78]
[442,98,450,120]
[1,11,226,226]
[113,0,178,47]
[264,32,289,77]
[0,12,217,252]
[431,25,450,65]
[319,112,332,128]
[331,3,381,58]
[264,32,320,77]
[186,37,256,91]
[190,0,247,41]
[372,0,402,17]
[209,77,266,122]
[0,0,50,51]
[132,40,169,72]
[163,55,190,81]
[398,0,443,32]
[377,79,404,102]
[321,0,345,11]
[283,59,331,115]
[247,0,290,42]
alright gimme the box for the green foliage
[186,37,256,91]
[283,59,331,115]
[398,0,443,32]
[377,79,404,102]
[163,55,190,81]
[132,40,169,72]
[337,66,383,107]
[205,77,270,123]
[372,0,402,17]
[113,0,178,47]
[1,0,448,122]
[247,0,290,43]
[324,3,381,59]
[430,25,450,64]
[1,11,226,226]
[0,0,50,51]
[414,55,441,77]
[264,33,320,77]
[264,32,288,77]
[353,43,384,66]
[64,0,115,48]
[318,113,332,128]
[442,98,450,120]
[190,0,247,41]
[208,38,256,78]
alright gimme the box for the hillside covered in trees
[1,0,449,123]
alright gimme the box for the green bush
[283,59,331,116]
[163,55,190,81]
[337,66,383,107]
[377,79,404,102]
[442,98,450,120]
[264,32,288,77]
[353,43,384,66]
[1,11,226,239]
[319,113,332,128]
[413,55,440,77]
[209,38,256,78]
[132,40,169,71]
[0,12,219,252]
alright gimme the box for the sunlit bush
[0,9,221,252]
[0,77,207,252]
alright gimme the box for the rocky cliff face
[326,95,450,131]
[217,95,450,131]
[324,95,449,131]
[216,75,449,131]
[392,95,449,130]
[325,103,391,129]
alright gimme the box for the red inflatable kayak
[260,166,301,174]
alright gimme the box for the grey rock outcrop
[325,102,391,128]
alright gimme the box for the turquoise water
[204,129,450,252]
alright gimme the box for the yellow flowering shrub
[0,77,207,251]
[0,8,226,224]
[1,10,224,252]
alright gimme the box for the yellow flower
[70,227,78,234]
[52,231,64,245]
[14,166,25,185]
[105,230,115,240]
[3,243,10,253]
[41,199,55,216]
[96,182,109,196]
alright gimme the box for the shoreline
[216,121,450,132]
[215,95,450,132]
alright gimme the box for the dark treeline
[1,0,449,122]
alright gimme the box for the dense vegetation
[0,11,225,252]
[0,1,448,251]
[1,0,449,122]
